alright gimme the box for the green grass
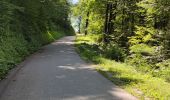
[75,35,170,100]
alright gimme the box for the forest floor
[0,36,136,100]
[75,35,170,100]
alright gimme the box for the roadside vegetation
[0,0,74,79]
[73,0,170,99]
[76,35,170,99]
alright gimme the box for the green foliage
[73,0,170,98]
[76,36,170,99]
[73,0,170,77]
[129,26,156,45]
[103,44,126,61]
[126,54,152,72]
[0,0,74,79]
[153,59,170,82]
[130,44,155,55]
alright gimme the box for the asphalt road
[0,36,137,100]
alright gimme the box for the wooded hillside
[0,0,74,79]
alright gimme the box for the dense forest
[73,0,170,99]
[0,0,170,99]
[0,0,74,79]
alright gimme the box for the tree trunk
[104,3,110,34]
[85,12,90,35]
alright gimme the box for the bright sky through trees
[72,0,78,4]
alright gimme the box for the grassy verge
[75,35,170,99]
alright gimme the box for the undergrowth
[0,29,74,80]
[75,35,170,99]
[0,1,75,80]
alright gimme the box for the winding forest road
[0,36,137,100]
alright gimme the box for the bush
[103,43,126,61]
[126,54,153,72]
[130,44,155,56]
[152,59,170,82]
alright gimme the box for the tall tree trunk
[108,3,113,34]
[104,3,110,34]
[78,16,82,34]
[85,12,90,35]
[112,2,117,33]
